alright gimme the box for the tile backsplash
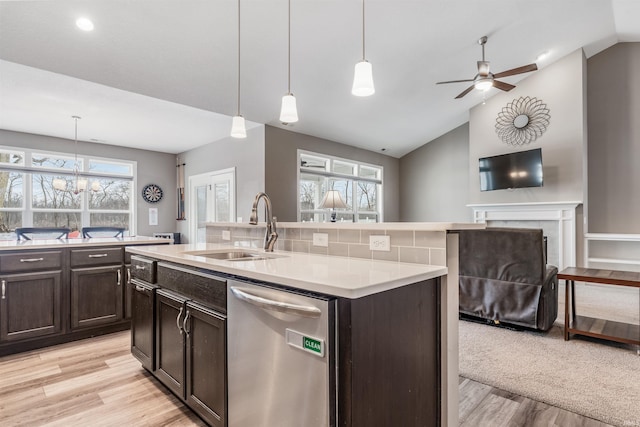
[206,224,447,266]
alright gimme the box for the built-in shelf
[585,233,640,271]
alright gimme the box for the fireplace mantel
[467,202,582,270]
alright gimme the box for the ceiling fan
[436,36,538,99]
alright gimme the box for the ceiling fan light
[474,78,493,91]
[352,61,375,96]
[230,115,247,138]
[280,94,298,123]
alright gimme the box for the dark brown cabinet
[132,258,227,427]
[185,301,226,427]
[155,289,188,397]
[0,271,62,342]
[70,247,124,330]
[131,279,156,371]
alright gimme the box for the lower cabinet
[130,279,156,371]
[70,266,124,329]
[0,271,62,342]
[153,289,226,427]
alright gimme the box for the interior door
[188,168,236,243]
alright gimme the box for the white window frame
[0,145,136,236]
[297,149,383,223]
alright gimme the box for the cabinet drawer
[71,247,123,267]
[131,256,157,283]
[157,262,226,313]
[0,251,62,273]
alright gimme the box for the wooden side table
[559,267,640,349]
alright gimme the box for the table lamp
[319,190,349,222]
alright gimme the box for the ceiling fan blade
[436,78,474,85]
[477,61,490,76]
[493,80,516,92]
[455,85,475,99]
[493,63,538,78]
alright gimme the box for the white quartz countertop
[0,236,169,251]
[127,243,448,299]
[206,221,485,231]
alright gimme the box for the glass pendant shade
[231,115,247,138]
[91,180,101,192]
[53,178,67,191]
[75,178,88,193]
[352,60,375,96]
[279,94,298,123]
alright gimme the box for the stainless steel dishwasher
[227,279,336,427]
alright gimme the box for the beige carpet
[459,284,640,427]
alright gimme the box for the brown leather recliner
[458,228,558,331]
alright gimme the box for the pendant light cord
[362,0,366,61]
[287,0,291,94]
[237,0,241,116]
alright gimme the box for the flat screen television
[479,148,543,191]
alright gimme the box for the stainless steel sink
[182,249,287,262]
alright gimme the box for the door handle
[126,267,131,284]
[88,253,108,258]
[20,257,44,263]
[1,279,5,299]
[134,265,146,270]
[176,306,184,335]
[230,287,322,318]
[182,310,191,336]
[116,269,122,286]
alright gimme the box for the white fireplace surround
[468,202,581,271]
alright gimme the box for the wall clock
[142,184,163,203]
[495,96,550,146]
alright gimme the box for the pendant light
[352,0,375,96]
[230,0,247,138]
[279,0,298,123]
[53,116,99,194]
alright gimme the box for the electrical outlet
[369,235,390,251]
[313,233,329,247]
[222,230,231,241]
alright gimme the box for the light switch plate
[313,233,329,247]
[369,235,390,251]
[222,230,231,241]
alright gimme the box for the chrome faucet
[249,192,278,252]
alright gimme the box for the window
[0,146,135,240]
[298,150,383,223]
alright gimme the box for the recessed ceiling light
[76,17,94,32]
[536,51,550,62]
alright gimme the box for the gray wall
[264,125,401,222]
[587,42,640,233]
[399,123,470,222]
[468,49,587,205]
[177,125,265,242]
[0,129,176,237]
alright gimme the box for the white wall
[468,49,587,205]
[177,125,265,243]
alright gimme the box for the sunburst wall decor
[495,96,550,146]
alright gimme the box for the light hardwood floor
[0,331,613,427]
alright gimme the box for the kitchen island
[0,236,169,356]
[127,241,452,427]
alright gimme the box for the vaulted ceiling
[1,0,639,157]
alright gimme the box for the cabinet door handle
[126,267,131,284]
[1,279,5,299]
[88,253,108,258]
[20,257,44,263]
[177,306,184,335]
[135,265,146,270]
[135,285,146,292]
[116,269,122,286]
[182,310,191,336]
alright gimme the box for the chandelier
[52,116,99,194]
